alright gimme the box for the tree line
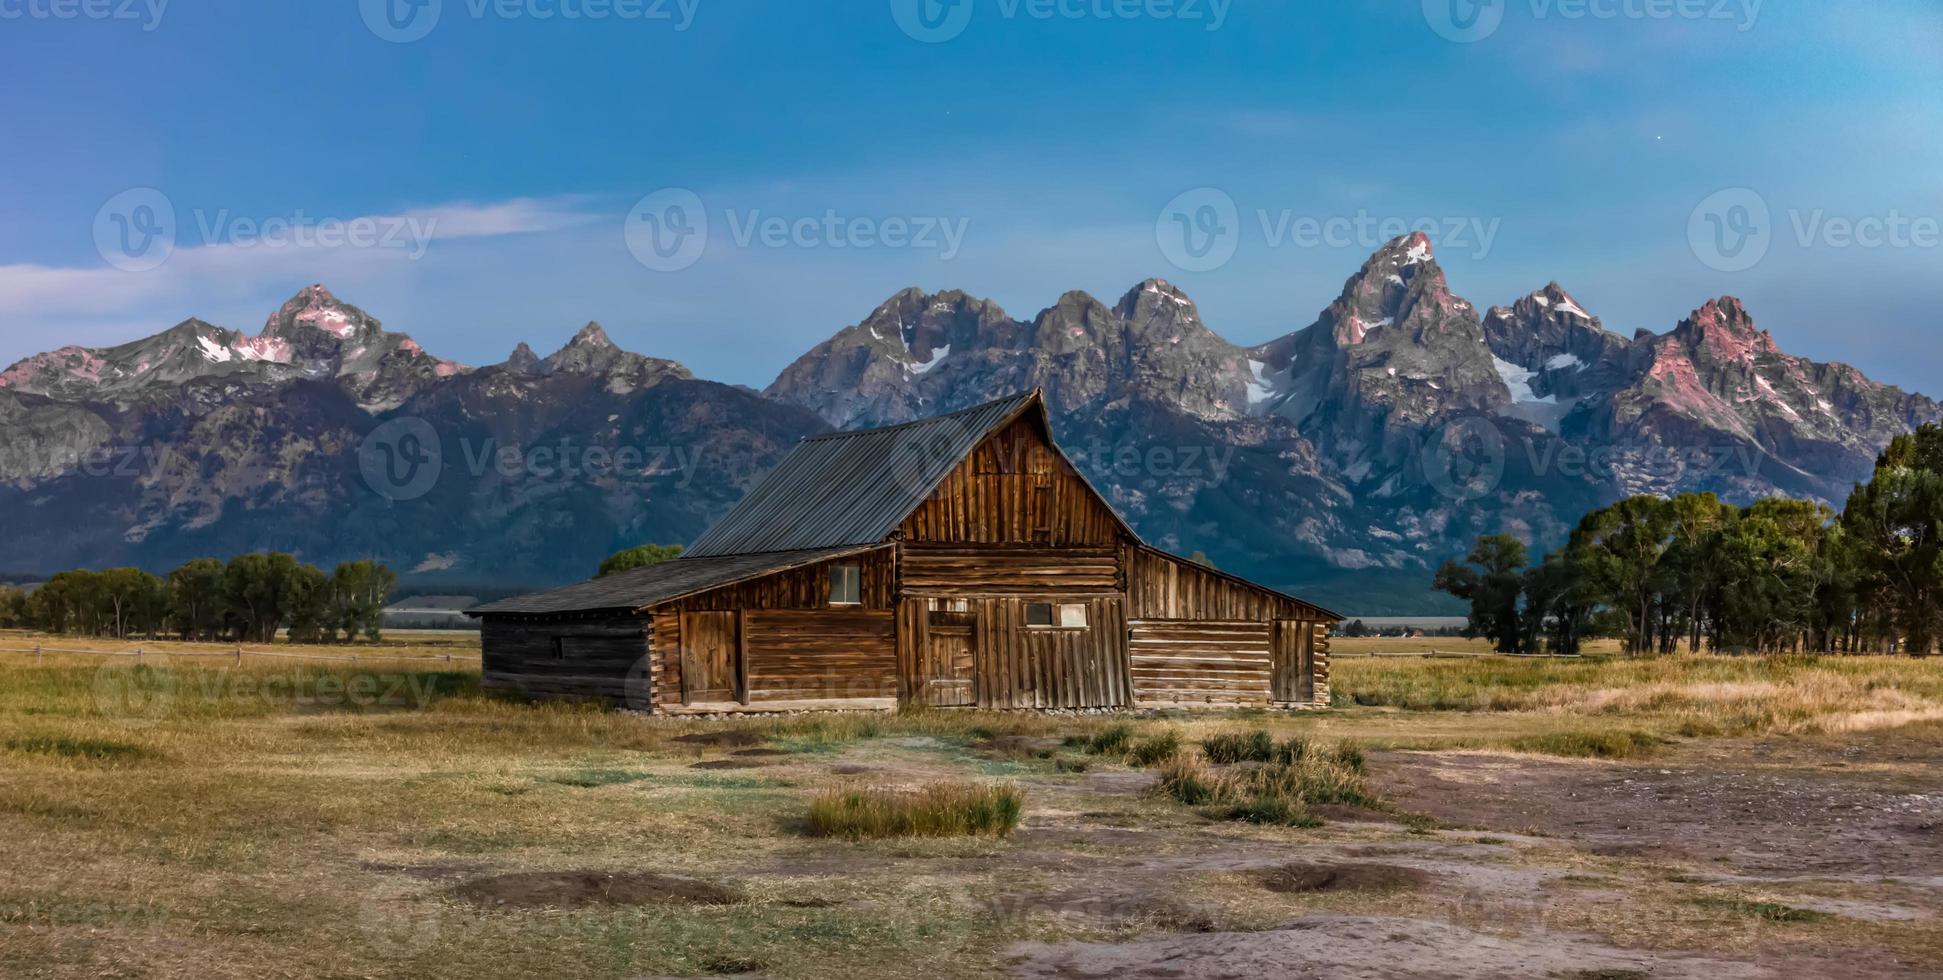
[0,555,397,644]
[1437,424,1943,656]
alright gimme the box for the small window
[828,564,862,606]
[1026,602,1088,628]
[551,637,567,660]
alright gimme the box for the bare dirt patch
[449,871,743,909]
[1006,913,1791,980]
[1257,861,1436,894]
[1372,737,1943,878]
[673,731,766,748]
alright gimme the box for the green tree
[328,560,397,642]
[1841,426,1943,655]
[1434,534,1529,653]
[1571,496,1676,654]
[0,585,27,629]
[597,543,684,578]
[284,563,332,644]
[1716,499,1830,652]
[167,559,227,641]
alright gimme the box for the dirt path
[1001,731,1942,979]
[1371,735,1942,879]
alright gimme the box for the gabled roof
[469,545,886,616]
[685,390,1134,557]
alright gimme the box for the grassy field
[0,631,1937,978]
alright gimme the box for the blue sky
[2,0,1939,391]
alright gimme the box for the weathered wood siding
[899,545,1120,595]
[481,615,650,707]
[898,595,1129,709]
[1126,546,1332,707]
[661,548,894,612]
[1129,621,1272,706]
[743,609,896,702]
[900,418,1122,546]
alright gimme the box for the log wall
[1125,546,1334,708]
[899,545,1120,595]
[742,608,897,702]
[1129,621,1272,707]
[480,615,651,708]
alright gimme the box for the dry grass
[806,782,1024,839]
[0,631,1938,977]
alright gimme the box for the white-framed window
[828,564,862,606]
[1025,602,1089,629]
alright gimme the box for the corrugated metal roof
[469,545,883,616]
[684,391,1046,558]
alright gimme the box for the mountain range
[3,234,1934,612]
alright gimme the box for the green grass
[1155,733,1379,825]
[4,735,150,762]
[805,782,1024,840]
[1509,730,1663,759]
[1686,897,1830,923]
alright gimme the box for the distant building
[471,392,1340,714]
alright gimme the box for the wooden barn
[471,391,1341,714]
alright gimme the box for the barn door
[920,611,977,707]
[680,611,741,704]
[1272,620,1314,704]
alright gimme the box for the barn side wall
[649,549,898,713]
[1125,546,1333,708]
[480,614,650,708]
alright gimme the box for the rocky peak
[504,342,542,375]
[1673,297,1778,362]
[540,323,690,393]
[261,284,382,344]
